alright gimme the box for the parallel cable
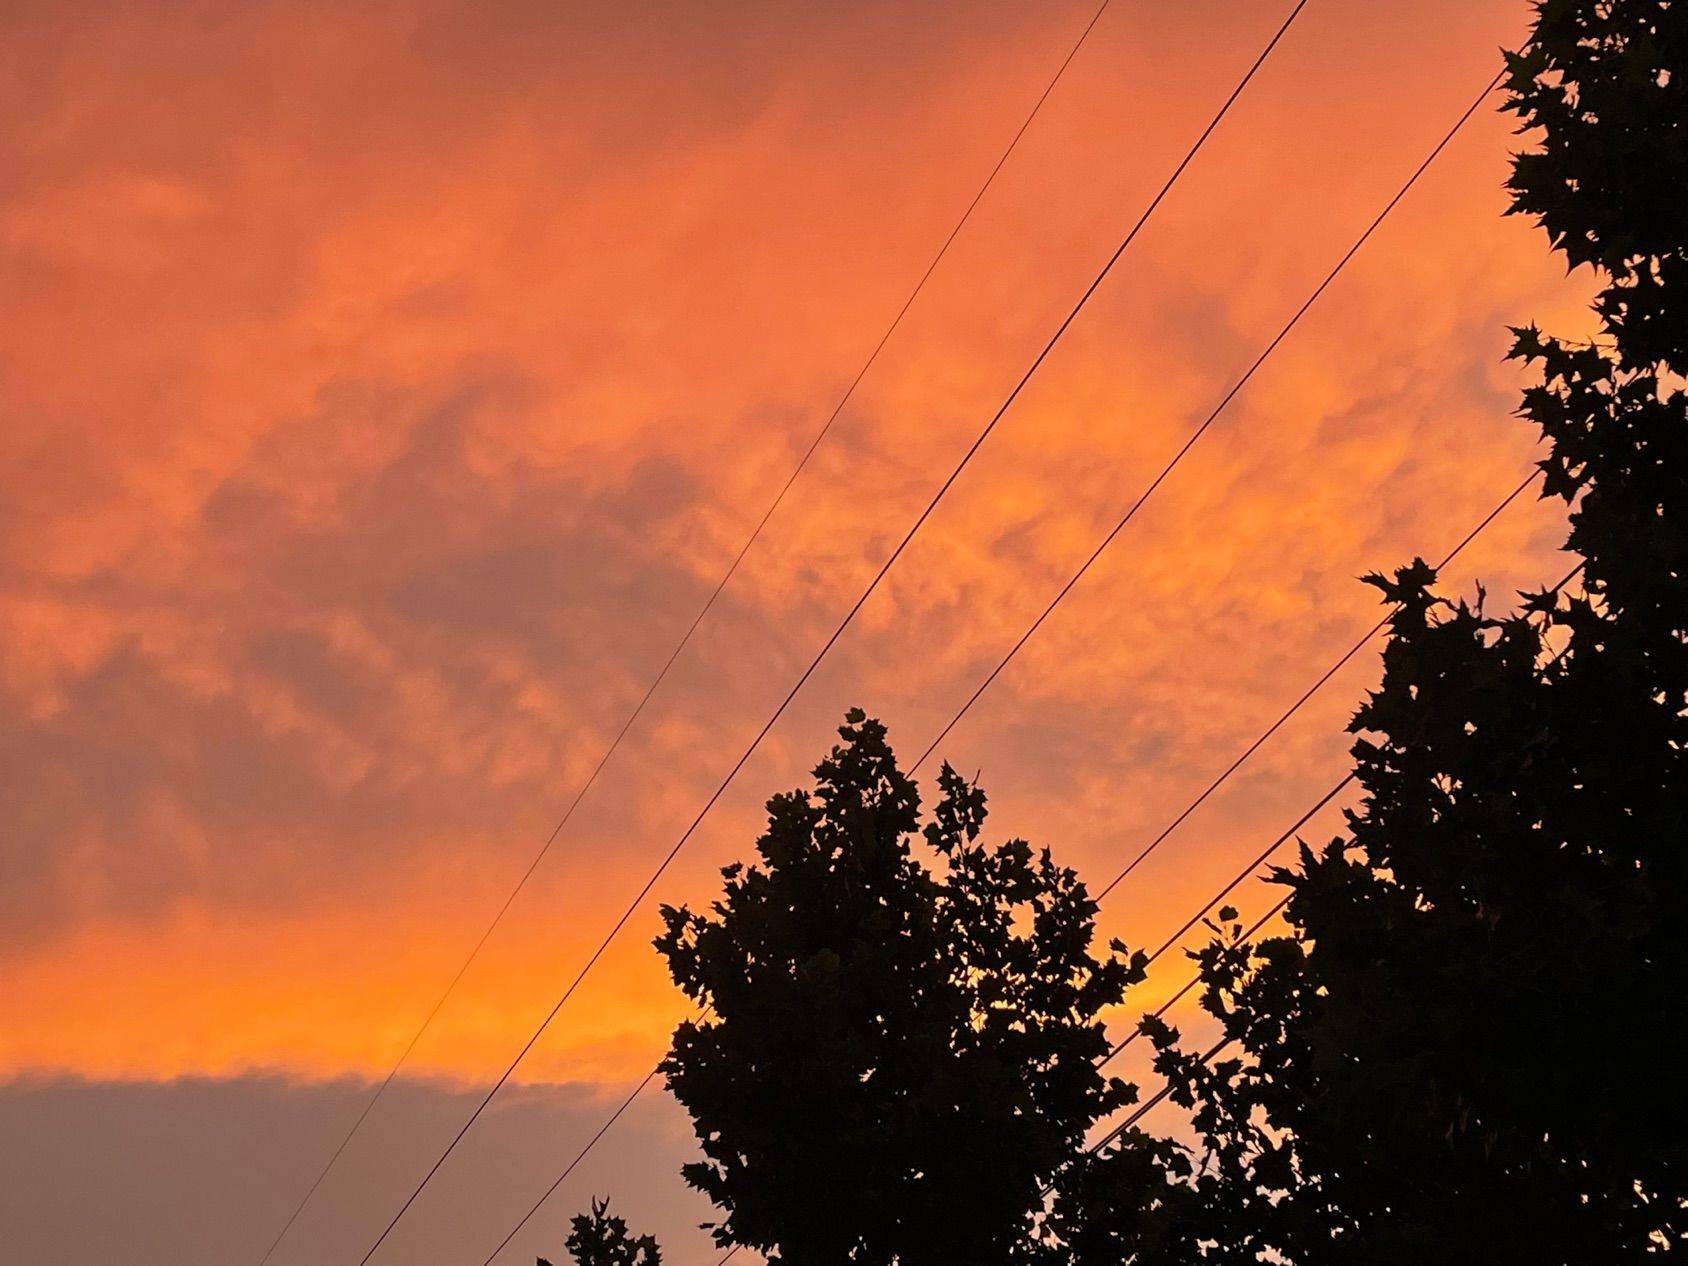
[1084,1034,1231,1160]
[542,551,1578,1266]
[1091,467,1538,899]
[1095,557,1587,1075]
[483,475,1546,1263]
[1081,548,1583,1163]
[1103,889,1290,1067]
[1143,773,1354,964]
[709,548,1582,1253]
[475,1008,705,1266]
[478,1073,661,1266]
[1078,559,1591,1159]
[251,3,1124,1262]
[911,65,1509,774]
[356,7,1311,1262]
[478,62,1526,1265]
[1109,559,1584,1006]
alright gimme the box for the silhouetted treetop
[655,709,1148,1265]
[1506,0,1685,369]
[1115,2,1687,1260]
[542,1196,661,1266]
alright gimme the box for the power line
[1021,784,1354,1206]
[1076,572,1592,1177]
[696,574,1579,1259]
[1068,560,1592,1173]
[1106,558,1585,1019]
[475,59,1519,1266]
[1090,468,1539,900]
[1151,772,1355,960]
[719,554,1587,1259]
[1084,1033,1233,1161]
[1093,558,1587,1073]
[1103,888,1290,1067]
[251,4,1124,1262]
[475,1018,693,1266]
[498,534,1570,1264]
[910,64,1510,773]
[352,7,1311,1262]
[480,467,1547,1262]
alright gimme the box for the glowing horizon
[3,0,1582,1099]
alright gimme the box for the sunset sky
[1,0,1595,1262]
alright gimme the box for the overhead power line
[353,6,1311,1262]
[252,2,1124,1262]
[714,554,1584,1262]
[508,549,1582,1266]
[1106,554,1588,1046]
[1083,1033,1233,1163]
[1049,559,1589,1193]
[481,452,1544,1266]
[477,1031,680,1266]
[483,463,1523,1253]
[909,65,1510,774]
[474,56,1519,1266]
[1103,888,1291,1068]
[1082,558,1586,1152]
[1089,468,1539,901]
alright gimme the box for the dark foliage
[555,5,1682,1260]
[1507,0,1686,368]
[652,709,1147,1264]
[1117,2,1688,1261]
[542,1197,661,1266]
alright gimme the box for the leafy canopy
[542,1197,661,1266]
[654,709,1147,1264]
[1113,2,1687,1261]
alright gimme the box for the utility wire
[251,3,1123,1262]
[521,546,1576,1266]
[701,571,1575,1262]
[1090,467,1539,900]
[1084,1033,1232,1161]
[709,557,1587,1261]
[1028,798,1340,1207]
[475,1013,700,1266]
[1103,889,1290,1067]
[1093,558,1587,1075]
[353,7,1310,1262]
[1145,773,1355,963]
[481,469,1546,1263]
[476,57,1520,1266]
[1074,559,1591,1170]
[1108,559,1585,1017]
[910,64,1510,774]
[1073,565,1589,1168]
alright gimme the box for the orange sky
[1,0,1595,1261]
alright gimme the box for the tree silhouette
[652,709,1151,1264]
[554,4,1681,1259]
[1110,2,1687,1261]
[541,1197,661,1266]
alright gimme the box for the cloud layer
[2,0,1596,1257]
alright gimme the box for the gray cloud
[0,1072,715,1266]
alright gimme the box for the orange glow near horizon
[2,0,1592,1103]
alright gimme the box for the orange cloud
[2,0,1585,1109]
